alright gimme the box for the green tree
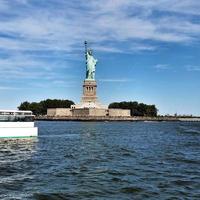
[18,99,75,116]
[18,101,30,110]
[109,101,158,117]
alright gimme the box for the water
[0,121,200,200]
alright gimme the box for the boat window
[0,111,32,115]
[0,110,34,122]
[0,115,34,122]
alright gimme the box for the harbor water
[0,121,200,199]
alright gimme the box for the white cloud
[130,43,157,51]
[99,78,133,83]
[186,65,200,71]
[0,0,200,85]
[0,86,20,90]
[0,52,72,82]
[154,64,169,70]
[93,45,123,53]
[0,0,9,11]
[0,0,199,53]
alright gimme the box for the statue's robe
[86,52,98,80]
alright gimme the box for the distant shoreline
[36,116,200,122]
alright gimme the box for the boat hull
[0,122,38,138]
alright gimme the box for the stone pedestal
[71,79,106,109]
[81,80,98,103]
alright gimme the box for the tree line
[109,101,158,117]
[18,99,74,116]
[18,99,158,117]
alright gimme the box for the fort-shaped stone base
[47,108,131,117]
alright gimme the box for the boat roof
[0,110,32,113]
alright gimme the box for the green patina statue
[85,41,98,80]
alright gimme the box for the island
[18,42,199,122]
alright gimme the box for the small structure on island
[47,41,131,118]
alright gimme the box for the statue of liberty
[85,41,98,80]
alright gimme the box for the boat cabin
[0,110,34,122]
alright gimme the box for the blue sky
[0,0,200,115]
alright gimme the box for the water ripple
[0,121,199,199]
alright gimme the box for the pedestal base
[72,80,107,109]
[81,80,97,103]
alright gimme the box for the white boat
[0,110,38,138]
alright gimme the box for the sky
[0,0,199,116]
